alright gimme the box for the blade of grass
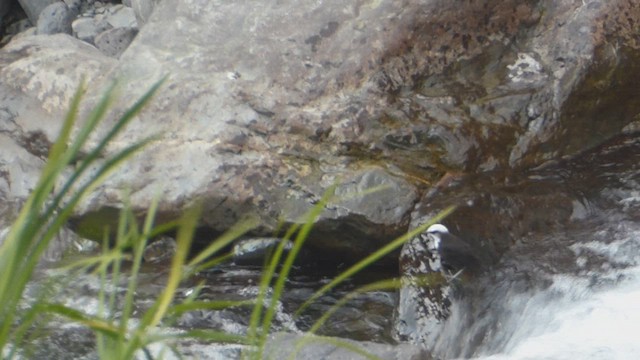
[38,303,121,337]
[295,205,456,317]
[146,203,199,328]
[0,82,92,347]
[43,79,165,222]
[147,330,249,344]
[185,216,259,271]
[187,252,234,275]
[246,222,300,347]
[169,300,255,315]
[120,197,161,335]
[307,274,444,336]
[0,78,163,354]
[258,185,338,349]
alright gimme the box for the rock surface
[36,1,75,35]
[17,0,57,25]
[0,0,639,262]
[4,0,142,56]
[263,332,429,360]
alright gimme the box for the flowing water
[17,134,640,359]
[21,255,397,359]
[426,134,640,360]
[467,219,640,360]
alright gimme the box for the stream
[15,134,640,359]
[434,214,640,360]
[421,134,640,360]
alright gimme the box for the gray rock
[143,236,176,263]
[104,4,136,28]
[17,0,58,24]
[3,18,32,40]
[130,0,154,26]
[94,26,137,57]
[262,332,429,360]
[232,237,292,265]
[72,16,111,44]
[36,1,76,35]
[1,0,640,262]
[62,0,81,12]
[0,34,115,233]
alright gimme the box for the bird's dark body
[437,231,482,274]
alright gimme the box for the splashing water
[466,223,640,360]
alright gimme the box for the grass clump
[0,79,164,357]
[0,80,454,360]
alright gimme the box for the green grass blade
[0,79,161,354]
[186,216,258,271]
[186,252,234,275]
[43,79,163,222]
[120,197,160,334]
[295,205,456,317]
[38,303,121,337]
[147,204,199,328]
[147,330,249,345]
[169,300,254,315]
[258,185,337,350]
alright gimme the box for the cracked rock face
[0,0,639,261]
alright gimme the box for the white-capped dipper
[425,223,481,277]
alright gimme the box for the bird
[425,224,482,279]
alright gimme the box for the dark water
[21,254,398,359]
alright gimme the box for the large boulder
[0,0,639,260]
[0,34,116,242]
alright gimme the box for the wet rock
[28,325,96,360]
[393,171,577,346]
[143,235,176,263]
[36,1,75,35]
[232,237,292,265]
[0,0,639,263]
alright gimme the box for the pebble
[94,26,137,58]
[72,16,111,44]
[9,0,144,56]
[36,1,76,35]
[105,4,136,28]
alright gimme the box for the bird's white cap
[427,224,449,234]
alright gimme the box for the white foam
[474,262,640,360]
